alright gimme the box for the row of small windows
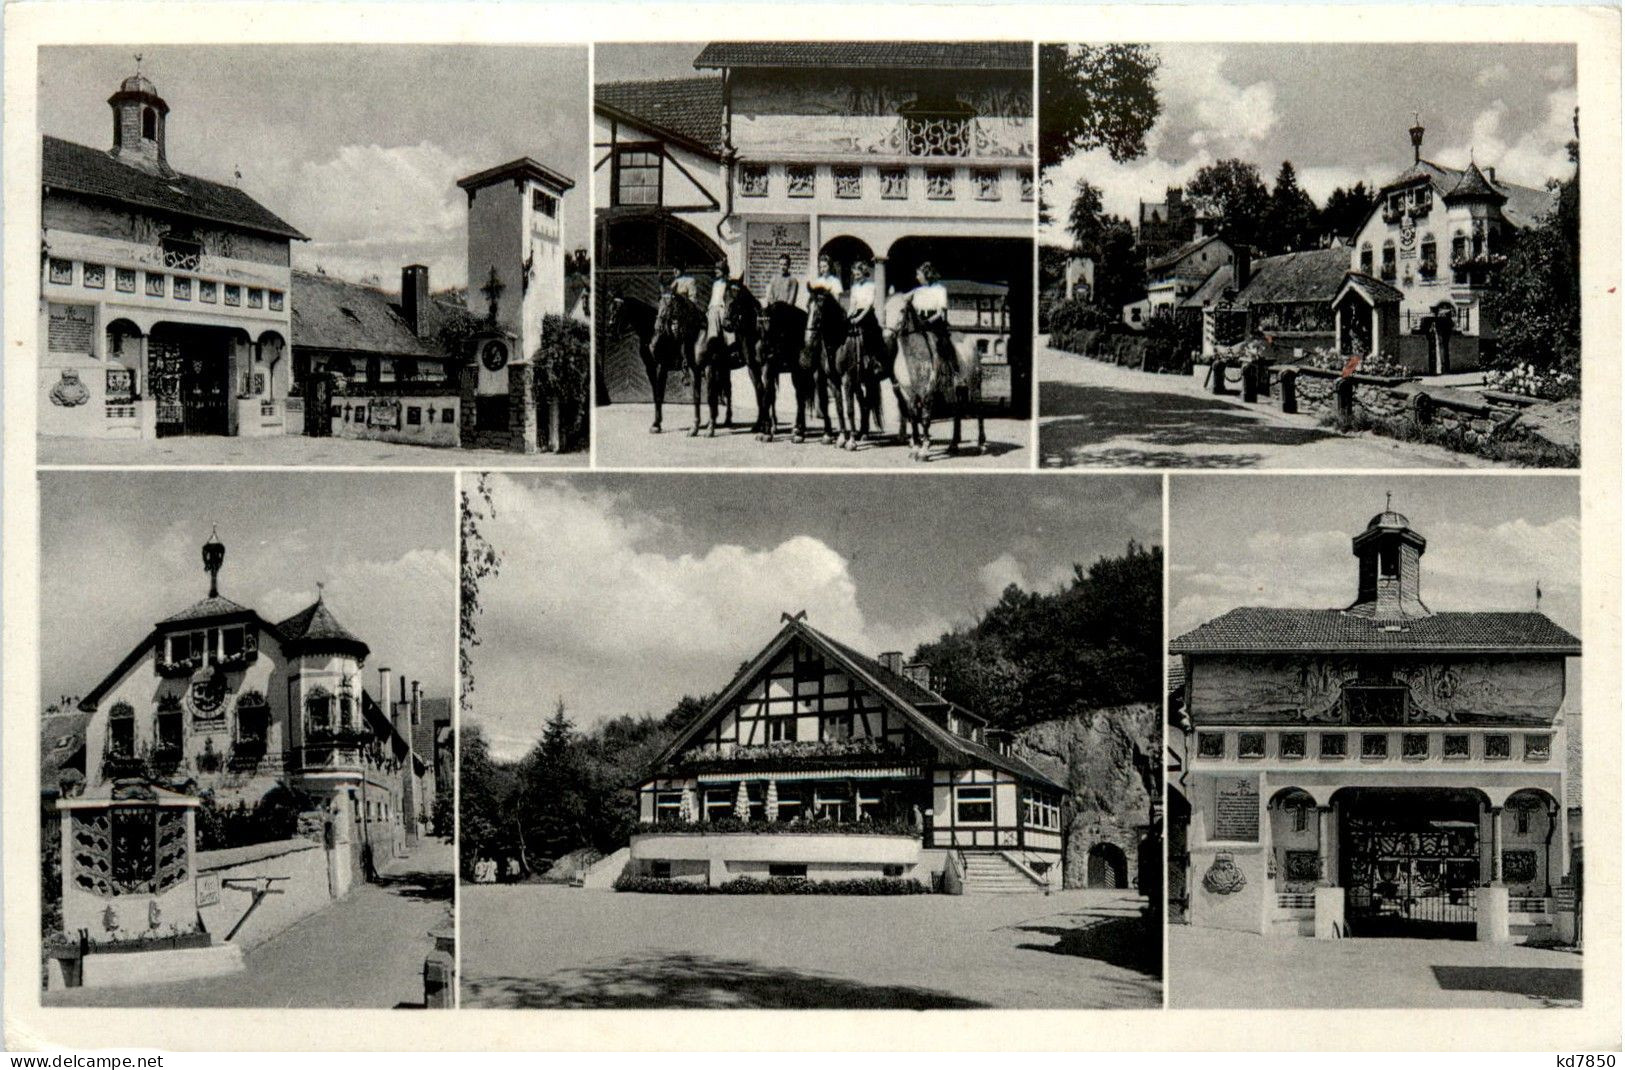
[1359,230,1498,284]
[1197,730,1552,762]
[105,693,272,760]
[48,259,283,310]
[738,163,1030,203]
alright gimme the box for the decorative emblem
[49,370,90,407]
[190,667,228,720]
[481,339,509,372]
[1399,219,1417,252]
[1202,852,1247,896]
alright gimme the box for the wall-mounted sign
[745,221,811,299]
[1213,776,1260,842]
[196,872,220,908]
[369,399,402,430]
[106,368,134,404]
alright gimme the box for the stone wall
[458,363,539,453]
[1011,704,1159,891]
[195,837,339,952]
[333,394,460,448]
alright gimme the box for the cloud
[1158,46,1279,155]
[471,477,951,757]
[1437,87,1577,189]
[1476,63,1510,87]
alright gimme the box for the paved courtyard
[597,366,1030,469]
[38,435,587,468]
[463,885,1160,1009]
[44,840,453,1009]
[1169,924,1582,1010]
[1037,342,1491,469]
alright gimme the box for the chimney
[986,728,1013,756]
[902,663,932,691]
[1232,245,1252,292]
[1485,166,1496,185]
[411,680,421,728]
[378,667,392,724]
[401,265,430,338]
[878,651,903,676]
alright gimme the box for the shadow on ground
[1431,965,1583,1005]
[1039,381,1336,467]
[464,951,988,1009]
[1013,914,1162,978]
[376,868,453,903]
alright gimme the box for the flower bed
[613,873,930,895]
[681,738,904,767]
[635,818,918,837]
[1486,362,1579,402]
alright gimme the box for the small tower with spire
[1409,111,1425,165]
[201,525,225,598]
[1347,501,1431,621]
[108,57,174,177]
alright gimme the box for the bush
[1046,297,1117,337]
[613,872,930,895]
[534,313,591,453]
[1322,406,1579,469]
[195,784,318,851]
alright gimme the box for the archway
[596,212,727,403]
[1086,841,1128,889]
[1268,787,1321,893]
[1501,788,1561,899]
[253,330,287,400]
[818,235,875,292]
[1333,786,1490,939]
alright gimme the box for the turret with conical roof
[1444,160,1507,206]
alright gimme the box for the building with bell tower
[1170,504,1580,945]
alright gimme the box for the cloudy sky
[468,472,1159,759]
[1043,42,1577,240]
[39,46,589,289]
[40,473,454,710]
[1168,475,1580,639]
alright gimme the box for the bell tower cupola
[1348,497,1431,620]
[108,61,174,177]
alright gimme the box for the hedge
[614,873,930,895]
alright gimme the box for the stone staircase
[960,851,1048,894]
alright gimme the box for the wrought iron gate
[1344,815,1480,935]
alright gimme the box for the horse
[761,298,810,443]
[720,280,770,439]
[802,290,857,447]
[653,290,721,437]
[839,307,898,447]
[608,293,672,433]
[893,303,987,461]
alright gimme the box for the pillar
[1317,807,1335,886]
[508,362,538,455]
[1489,806,1503,884]
[872,258,888,310]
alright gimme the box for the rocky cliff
[1012,704,1160,890]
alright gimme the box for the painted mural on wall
[1190,654,1567,725]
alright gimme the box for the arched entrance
[1335,787,1487,939]
[148,322,239,436]
[1086,842,1128,889]
[818,235,875,292]
[596,212,726,403]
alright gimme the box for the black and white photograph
[37,472,456,1007]
[36,46,590,466]
[1166,475,1582,1008]
[1037,43,1581,469]
[593,42,1035,467]
[457,473,1162,1008]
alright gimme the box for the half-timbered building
[631,615,1066,892]
[1169,506,1580,943]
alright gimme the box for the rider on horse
[884,260,954,367]
[847,259,886,364]
[803,253,845,344]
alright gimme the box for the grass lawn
[462,885,1161,1009]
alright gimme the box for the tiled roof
[1339,272,1407,305]
[1381,156,1556,230]
[290,270,449,359]
[275,599,370,658]
[158,594,253,625]
[1447,161,1503,202]
[1148,234,1225,273]
[42,135,306,240]
[1180,264,1234,309]
[1171,607,1581,655]
[1235,248,1350,306]
[596,76,725,155]
[695,41,1031,71]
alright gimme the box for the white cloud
[1437,88,1577,190]
[978,553,1029,600]
[1476,63,1510,87]
[1161,46,1279,154]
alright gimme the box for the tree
[457,722,519,879]
[1185,159,1271,250]
[1039,44,1162,170]
[1264,161,1319,255]
[1094,219,1147,313]
[1066,180,1108,258]
[459,475,502,710]
[1318,182,1377,244]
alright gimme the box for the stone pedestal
[1314,885,1345,940]
[1478,885,1511,943]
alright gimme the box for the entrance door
[1338,296,1372,357]
[304,375,333,437]
[182,351,229,435]
[1087,842,1128,889]
[149,339,186,437]
[1343,810,1479,938]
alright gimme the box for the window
[1237,732,1265,759]
[155,705,183,759]
[1361,733,1389,759]
[649,861,672,879]
[1402,733,1429,759]
[704,787,734,821]
[833,166,862,199]
[1023,789,1060,831]
[882,864,905,878]
[1319,733,1347,759]
[1524,734,1552,761]
[1380,544,1399,578]
[769,863,808,879]
[305,688,334,734]
[441,407,455,423]
[1514,806,1531,834]
[141,106,157,140]
[531,189,557,218]
[738,163,769,197]
[1020,170,1035,202]
[814,785,851,822]
[1420,235,1438,278]
[767,716,797,743]
[1380,241,1397,281]
[973,169,1001,201]
[925,168,955,200]
[1452,232,1469,283]
[236,697,270,749]
[786,165,816,198]
[1196,732,1225,759]
[880,167,909,200]
[1359,244,1373,274]
[614,148,661,207]
[823,712,854,740]
[954,785,994,824]
[1292,804,1310,833]
[1279,733,1307,759]
[1485,734,1511,760]
[268,290,284,311]
[653,791,683,822]
[107,701,136,758]
[1443,734,1470,759]
[200,280,217,303]
[83,263,105,289]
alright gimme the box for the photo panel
[37,471,457,1007]
[458,472,1162,1008]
